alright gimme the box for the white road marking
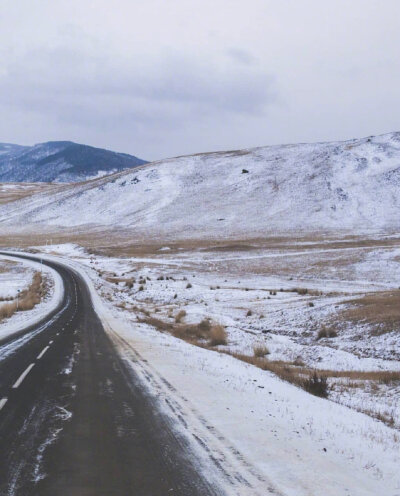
[0,398,7,411]
[49,340,53,345]
[56,332,59,336]
[12,363,35,389]
[37,346,50,360]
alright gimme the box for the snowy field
[26,237,400,495]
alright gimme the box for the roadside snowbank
[0,254,63,342]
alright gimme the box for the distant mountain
[0,141,147,183]
[1,132,400,238]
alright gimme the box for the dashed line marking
[37,346,50,360]
[0,398,7,411]
[12,363,35,389]
[49,340,54,345]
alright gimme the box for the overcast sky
[1,0,400,160]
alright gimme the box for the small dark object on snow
[242,169,249,174]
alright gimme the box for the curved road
[0,253,217,496]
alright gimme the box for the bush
[175,310,187,323]
[186,283,192,289]
[209,325,227,346]
[198,319,211,332]
[303,372,328,398]
[253,344,270,357]
[317,326,337,340]
[246,310,252,317]
[0,301,17,320]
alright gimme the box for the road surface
[0,253,217,496]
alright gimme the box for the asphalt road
[0,254,217,496]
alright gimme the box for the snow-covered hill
[0,141,147,183]
[1,132,400,237]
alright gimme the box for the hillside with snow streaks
[1,132,400,236]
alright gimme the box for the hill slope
[1,132,400,238]
[0,141,147,183]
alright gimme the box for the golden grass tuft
[175,309,187,323]
[253,344,270,357]
[208,325,228,346]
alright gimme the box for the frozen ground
[26,238,400,495]
[0,254,63,341]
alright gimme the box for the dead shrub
[317,326,337,340]
[208,325,227,346]
[0,301,17,320]
[175,309,187,323]
[198,319,211,332]
[303,371,329,398]
[253,344,270,357]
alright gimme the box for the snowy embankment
[0,254,63,342]
[30,248,400,496]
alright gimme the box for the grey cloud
[226,48,257,66]
[0,47,276,133]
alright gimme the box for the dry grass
[340,290,400,334]
[208,325,228,346]
[317,325,338,340]
[105,276,135,285]
[253,344,270,357]
[138,313,228,347]
[220,351,400,400]
[175,309,187,323]
[0,183,61,204]
[0,272,45,322]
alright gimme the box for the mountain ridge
[0,140,147,183]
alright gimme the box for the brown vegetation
[0,272,46,322]
[175,309,187,323]
[138,313,227,347]
[340,290,400,334]
[317,325,338,340]
[253,344,270,357]
[208,325,228,346]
